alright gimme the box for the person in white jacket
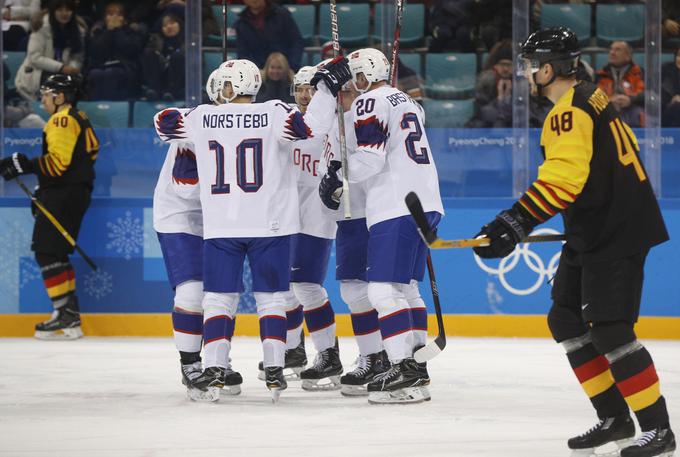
[2,0,40,51]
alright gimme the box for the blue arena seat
[596,4,644,46]
[423,99,475,128]
[210,5,245,46]
[425,53,477,99]
[319,4,370,46]
[373,3,425,48]
[285,5,315,44]
[399,53,422,77]
[3,51,25,90]
[77,101,130,128]
[541,4,591,45]
[132,101,183,128]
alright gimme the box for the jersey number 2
[401,112,430,164]
[210,139,264,195]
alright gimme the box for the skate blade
[187,386,221,402]
[269,387,285,403]
[340,384,369,397]
[301,375,342,392]
[258,366,303,382]
[219,385,242,396]
[34,326,83,340]
[569,439,636,457]
[368,386,431,405]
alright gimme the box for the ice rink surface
[0,336,678,457]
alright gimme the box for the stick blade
[405,192,436,244]
[414,337,446,363]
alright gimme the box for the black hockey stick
[388,0,404,86]
[414,254,446,363]
[15,177,98,271]
[405,192,566,249]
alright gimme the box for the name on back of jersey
[202,112,269,129]
[292,147,320,177]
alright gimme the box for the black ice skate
[413,345,430,386]
[567,415,636,453]
[367,358,431,404]
[265,366,288,403]
[340,350,389,397]
[257,333,307,381]
[221,367,243,396]
[34,297,83,340]
[620,427,676,457]
[187,367,225,402]
[181,361,203,387]
[300,342,343,391]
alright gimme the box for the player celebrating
[319,48,444,404]
[0,74,98,340]
[153,69,242,396]
[473,28,675,457]
[155,59,346,402]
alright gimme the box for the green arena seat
[373,3,425,48]
[596,4,644,46]
[425,53,477,99]
[423,99,475,128]
[3,51,25,90]
[319,4,370,47]
[77,101,130,128]
[132,101,183,128]
[286,5,315,44]
[399,53,422,77]
[541,4,591,45]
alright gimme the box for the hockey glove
[0,152,33,181]
[473,204,537,259]
[319,160,343,210]
[310,56,351,97]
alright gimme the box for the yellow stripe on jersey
[42,111,82,177]
[517,88,593,223]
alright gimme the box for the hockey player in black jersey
[473,28,675,457]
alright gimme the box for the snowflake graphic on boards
[106,211,144,260]
[83,269,113,300]
[19,257,41,288]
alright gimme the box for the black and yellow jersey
[516,81,668,262]
[31,107,99,189]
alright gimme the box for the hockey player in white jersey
[319,82,390,397]
[153,69,242,397]
[155,58,348,402]
[319,49,444,404]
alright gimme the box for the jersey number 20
[401,112,430,164]
[210,139,263,194]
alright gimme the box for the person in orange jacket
[596,41,645,127]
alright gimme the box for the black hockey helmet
[40,73,81,104]
[519,27,581,77]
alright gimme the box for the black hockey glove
[310,56,351,97]
[473,204,537,259]
[0,153,33,181]
[319,160,343,210]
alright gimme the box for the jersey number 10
[210,139,264,194]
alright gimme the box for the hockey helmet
[347,48,390,93]
[291,65,317,96]
[40,73,81,104]
[518,27,581,79]
[216,59,262,102]
[206,68,223,103]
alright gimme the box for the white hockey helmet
[206,68,223,103]
[291,65,317,95]
[216,59,262,102]
[347,48,390,93]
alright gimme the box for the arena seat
[541,4,591,45]
[132,101,183,128]
[424,53,476,99]
[77,101,130,128]
[423,99,475,128]
[319,4,370,46]
[3,51,25,90]
[596,4,644,46]
[286,5,316,44]
[373,3,425,48]
[209,5,245,46]
[399,53,422,77]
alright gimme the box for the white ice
[0,337,678,457]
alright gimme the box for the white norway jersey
[349,86,443,228]
[155,91,335,239]
[321,110,366,221]
[152,141,203,236]
[288,134,337,239]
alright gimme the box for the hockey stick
[15,177,98,271]
[405,191,566,249]
[329,0,351,219]
[388,0,404,86]
[221,0,228,62]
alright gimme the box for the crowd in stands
[3,0,680,129]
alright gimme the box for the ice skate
[300,343,343,391]
[187,367,225,402]
[180,361,202,387]
[257,332,307,381]
[34,298,83,340]
[620,427,676,457]
[264,367,287,403]
[340,350,389,397]
[367,358,431,405]
[568,415,636,456]
[220,366,243,396]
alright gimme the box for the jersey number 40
[210,139,263,194]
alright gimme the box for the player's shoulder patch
[156,107,187,140]
[569,81,601,119]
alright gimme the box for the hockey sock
[172,281,204,354]
[562,332,629,418]
[295,283,336,352]
[286,304,304,350]
[202,292,238,369]
[368,282,415,362]
[36,253,75,309]
[179,351,201,365]
[402,280,428,349]
[341,280,382,356]
[256,292,287,368]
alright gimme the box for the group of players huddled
[152,49,443,405]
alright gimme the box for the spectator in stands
[466,42,513,128]
[255,52,295,103]
[662,46,680,127]
[2,0,41,51]
[86,1,143,100]
[3,60,46,127]
[140,11,184,101]
[428,0,475,52]
[234,0,303,70]
[595,41,645,127]
[662,0,680,49]
[15,0,86,102]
